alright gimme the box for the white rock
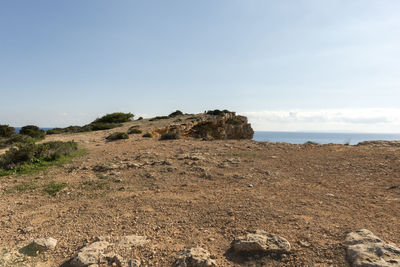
[345,229,400,267]
[174,247,216,267]
[231,230,290,254]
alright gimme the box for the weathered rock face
[231,230,291,254]
[345,229,400,267]
[155,112,254,140]
[174,247,217,267]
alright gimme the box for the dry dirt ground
[0,118,399,266]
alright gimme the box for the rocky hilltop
[153,112,254,140]
[0,111,399,266]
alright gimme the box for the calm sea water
[253,131,400,145]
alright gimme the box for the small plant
[137,117,143,120]
[90,122,123,131]
[304,141,319,145]
[142,133,153,138]
[227,117,243,125]
[206,109,232,116]
[168,110,183,117]
[128,128,142,134]
[0,141,78,171]
[159,132,180,140]
[0,125,15,138]
[19,125,46,139]
[106,132,129,141]
[93,112,134,124]
[43,182,66,195]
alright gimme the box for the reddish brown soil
[1,118,399,266]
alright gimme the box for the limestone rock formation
[345,229,400,267]
[231,230,291,254]
[154,112,254,140]
[174,247,217,267]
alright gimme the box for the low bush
[6,134,35,145]
[90,122,122,131]
[106,132,129,141]
[128,128,142,134]
[168,110,183,117]
[227,117,243,125]
[43,182,67,195]
[93,112,134,124]
[20,125,46,139]
[142,133,153,138]
[0,125,15,138]
[0,141,78,170]
[137,117,143,120]
[159,132,180,140]
[206,109,232,116]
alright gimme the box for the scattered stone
[248,184,254,188]
[70,240,112,267]
[174,247,216,267]
[93,164,115,172]
[345,229,400,267]
[231,230,290,254]
[298,240,311,248]
[116,235,149,249]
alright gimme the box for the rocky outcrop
[174,247,216,267]
[345,229,400,267]
[231,230,291,254]
[154,112,254,140]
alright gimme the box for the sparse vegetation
[227,117,243,125]
[93,112,134,124]
[142,133,153,138]
[19,125,46,139]
[43,182,66,195]
[206,109,232,116]
[168,110,183,117]
[106,132,129,141]
[137,117,143,120]
[159,132,180,140]
[0,141,79,175]
[46,112,132,135]
[128,128,142,134]
[0,125,15,138]
[304,141,319,145]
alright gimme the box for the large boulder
[231,230,290,254]
[345,229,400,267]
[174,247,216,267]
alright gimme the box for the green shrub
[142,133,153,138]
[128,128,142,134]
[6,134,35,145]
[93,112,134,124]
[90,122,122,131]
[159,132,180,140]
[168,110,183,117]
[20,125,46,139]
[227,117,243,125]
[43,182,66,195]
[0,125,15,138]
[137,117,143,120]
[0,141,78,170]
[149,116,169,121]
[206,109,232,116]
[106,132,129,141]
[304,141,319,145]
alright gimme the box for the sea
[253,131,400,145]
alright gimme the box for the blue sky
[1,0,399,132]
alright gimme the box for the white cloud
[241,108,400,133]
